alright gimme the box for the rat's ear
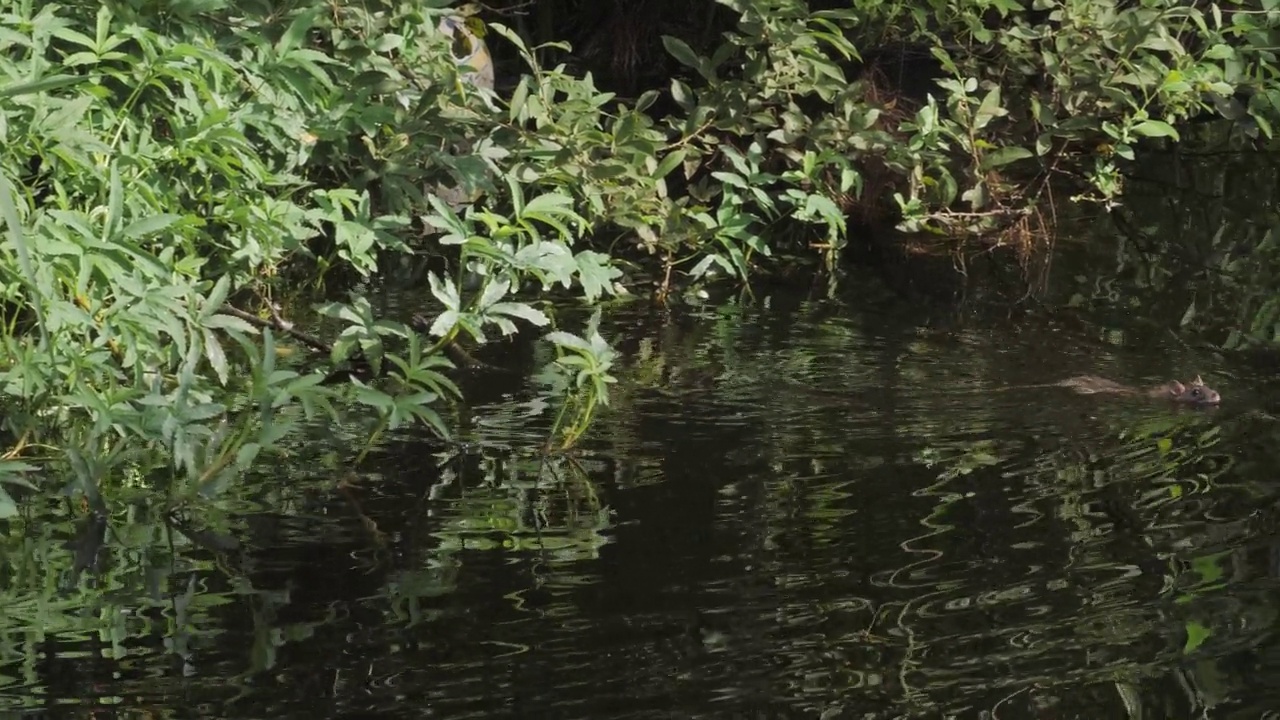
[1170,381,1187,394]
[1192,375,1205,385]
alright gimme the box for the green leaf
[0,74,86,99]
[635,89,660,112]
[1132,120,1179,140]
[50,27,96,49]
[429,273,461,312]
[202,275,232,320]
[0,176,48,351]
[1183,621,1211,654]
[478,279,510,309]
[105,163,123,242]
[1252,112,1274,139]
[490,302,550,327]
[574,250,621,302]
[661,35,713,81]
[204,314,259,334]
[973,84,1004,131]
[0,486,16,519]
[522,191,575,216]
[981,146,1035,169]
[1035,133,1054,156]
[120,214,182,239]
[280,7,322,53]
[508,76,530,122]
[671,79,695,111]
[487,23,529,59]
[662,35,701,70]
[1203,44,1235,60]
[429,310,459,338]
[653,148,688,179]
[690,253,734,279]
[546,331,592,353]
[0,460,39,492]
[203,327,229,385]
[1180,299,1197,327]
[0,460,39,474]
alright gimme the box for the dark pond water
[4,284,1280,719]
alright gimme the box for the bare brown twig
[219,305,332,355]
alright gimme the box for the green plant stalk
[354,415,389,466]
[0,177,51,357]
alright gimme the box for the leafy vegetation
[1,0,1279,572]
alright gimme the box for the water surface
[2,288,1278,720]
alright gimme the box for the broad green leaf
[1132,120,1179,140]
[1252,112,1274,139]
[478,279,510,309]
[0,74,85,99]
[203,275,232,320]
[671,79,695,111]
[428,273,461,311]
[203,327,229,385]
[546,331,592,353]
[0,486,16,519]
[490,302,549,326]
[522,191,576,216]
[981,146,1035,169]
[662,35,714,81]
[574,250,621,302]
[105,163,123,242]
[653,148,688,179]
[508,76,530,122]
[0,460,39,474]
[1204,43,1235,60]
[1184,621,1211,654]
[429,310,459,338]
[120,214,183,239]
[635,89,659,112]
[973,84,1004,131]
[204,314,259,334]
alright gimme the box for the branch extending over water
[216,304,512,375]
[219,305,331,355]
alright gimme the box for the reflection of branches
[336,471,389,550]
[881,472,962,707]
[401,437,612,569]
[990,686,1031,719]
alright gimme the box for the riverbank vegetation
[1,0,1278,518]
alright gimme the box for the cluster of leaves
[541,0,1280,252]
[391,0,1280,300]
[933,2,1269,222]
[911,0,1280,211]
[0,0,619,515]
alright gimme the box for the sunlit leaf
[1131,120,1179,141]
[574,251,621,302]
[0,486,17,519]
[489,302,549,327]
[120,214,183,240]
[973,84,1004,131]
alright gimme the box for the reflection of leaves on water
[916,439,1011,481]
[378,450,615,623]
[411,445,613,566]
[64,510,108,589]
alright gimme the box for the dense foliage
[2,0,1279,519]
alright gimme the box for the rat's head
[1167,375,1220,406]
